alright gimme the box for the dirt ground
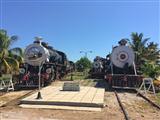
[118,92,160,120]
[0,79,160,120]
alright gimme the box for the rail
[114,91,130,120]
[135,90,160,110]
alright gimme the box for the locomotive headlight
[118,52,128,62]
[46,68,52,74]
[19,68,25,74]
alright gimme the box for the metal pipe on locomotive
[17,37,74,88]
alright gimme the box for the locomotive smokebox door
[24,42,49,66]
[111,46,135,68]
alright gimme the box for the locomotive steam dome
[111,46,135,68]
[24,41,49,66]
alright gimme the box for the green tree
[0,29,23,74]
[141,62,160,79]
[128,32,149,65]
[145,42,160,64]
[76,57,92,72]
[128,32,160,78]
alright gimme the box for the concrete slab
[20,86,105,110]
[20,104,102,112]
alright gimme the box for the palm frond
[9,47,24,57]
[141,38,150,47]
[14,55,24,63]
[138,33,143,40]
[9,35,18,47]
[1,59,12,73]
[5,57,19,71]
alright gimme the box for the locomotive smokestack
[34,36,43,44]
[118,39,128,46]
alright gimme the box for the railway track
[114,90,160,120]
[135,89,160,110]
[114,91,130,120]
[0,89,35,107]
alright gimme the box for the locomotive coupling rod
[136,90,160,110]
[114,91,130,120]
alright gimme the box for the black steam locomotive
[89,56,106,78]
[17,38,74,87]
[105,39,142,88]
[90,39,142,88]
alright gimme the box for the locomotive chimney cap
[118,39,128,46]
[34,36,43,44]
[35,36,43,41]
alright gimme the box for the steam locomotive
[17,37,74,87]
[90,39,142,88]
[89,56,106,78]
[105,39,142,88]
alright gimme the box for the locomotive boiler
[105,39,142,89]
[17,37,74,87]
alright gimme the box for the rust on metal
[114,91,130,120]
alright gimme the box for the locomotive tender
[17,37,74,87]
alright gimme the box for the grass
[63,71,87,81]
[156,92,160,105]
[63,71,101,87]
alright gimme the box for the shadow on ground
[94,79,136,93]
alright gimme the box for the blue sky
[0,0,159,62]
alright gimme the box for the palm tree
[0,29,23,74]
[129,32,160,64]
[141,62,160,79]
[146,42,160,64]
[128,32,160,78]
[128,32,150,65]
